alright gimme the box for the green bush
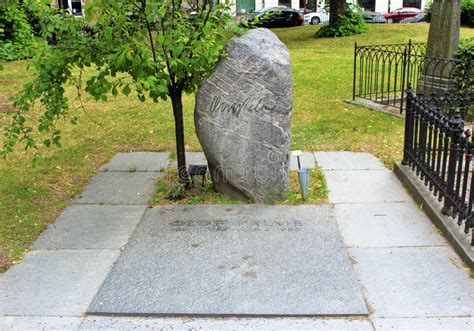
[462,0,474,26]
[167,182,187,201]
[425,0,474,26]
[315,4,367,38]
[0,1,41,61]
[456,37,474,88]
[424,1,432,22]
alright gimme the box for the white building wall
[375,0,402,13]
[265,0,279,8]
[229,2,236,15]
[375,0,429,13]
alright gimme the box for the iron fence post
[402,84,415,165]
[353,42,357,101]
[400,48,408,114]
[418,100,429,180]
[442,108,464,216]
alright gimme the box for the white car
[304,11,329,25]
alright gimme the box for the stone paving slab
[0,316,83,330]
[32,205,147,250]
[373,317,474,330]
[74,171,160,205]
[314,152,386,171]
[395,162,474,269]
[335,203,446,248]
[100,152,169,172]
[80,317,372,330]
[88,205,368,316]
[349,247,474,318]
[0,250,119,316]
[170,152,208,169]
[324,170,411,203]
[289,152,316,170]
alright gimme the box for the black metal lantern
[188,164,208,187]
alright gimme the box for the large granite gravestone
[195,28,292,203]
[418,0,461,95]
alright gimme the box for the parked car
[303,10,329,25]
[384,7,422,23]
[304,5,363,25]
[363,11,385,23]
[299,7,315,15]
[254,7,304,28]
[399,13,425,23]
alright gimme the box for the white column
[375,0,389,13]
[421,0,428,10]
[266,0,279,7]
[390,0,404,11]
[229,1,237,15]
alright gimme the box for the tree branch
[139,0,158,63]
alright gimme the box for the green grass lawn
[1,23,474,272]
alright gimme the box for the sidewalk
[1,152,473,330]
[315,152,473,329]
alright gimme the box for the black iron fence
[353,41,473,114]
[353,41,426,112]
[402,85,474,244]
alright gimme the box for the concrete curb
[394,162,474,269]
[345,98,404,119]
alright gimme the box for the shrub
[315,4,367,38]
[455,38,474,90]
[0,1,41,61]
[424,1,432,22]
[461,0,474,26]
[425,0,474,26]
[167,183,187,201]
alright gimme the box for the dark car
[254,7,304,28]
[384,7,422,23]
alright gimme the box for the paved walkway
[1,152,473,330]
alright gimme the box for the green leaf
[122,84,131,96]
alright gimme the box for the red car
[384,7,422,23]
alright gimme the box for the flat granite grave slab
[32,205,147,250]
[314,152,386,171]
[88,205,368,317]
[75,172,161,205]
[350,246,474,318]
[170,152,209,169]
[335,203,446,248]
[324,170,410,203]
[289,152,316,170]
[80,316,373,330]
[0,316,83,330]
[100,152,170,172]
[1,250,119,316]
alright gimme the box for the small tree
[1,0,244,185]
[329,0,346,26]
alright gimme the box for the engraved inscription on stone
[209,96,276,118]
[168,219,303,233]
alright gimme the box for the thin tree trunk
[329,0,346,26]
[170,88,190,186]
